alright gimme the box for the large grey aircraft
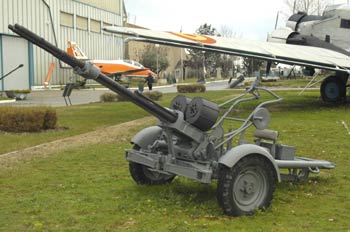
[268,4,350,102]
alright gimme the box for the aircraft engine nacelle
[269,28,350,56]
[267,27,299,44]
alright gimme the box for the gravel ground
[0,117,155,167]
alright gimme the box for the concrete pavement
[0,80,230,107]
[0,89,113,107]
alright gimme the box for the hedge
[0,107,57,133]
[100,93,118,102]
[177,84,206,93]
[143,91,163,101]
[100,91,163,102]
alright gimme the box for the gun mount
[9,24,336,217]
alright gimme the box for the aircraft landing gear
[320,75,347,102]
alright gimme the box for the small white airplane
[104,26,350,103]
[67,41,156,81]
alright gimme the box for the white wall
[1,35,29,90]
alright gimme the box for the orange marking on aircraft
[169,32,216,44]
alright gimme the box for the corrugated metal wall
[76,0,120,14]
[0,0,124,86]
[0,36,2,90]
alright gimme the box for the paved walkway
[0,80,230,107]
[0,89,113,107]
[1,80,315,107]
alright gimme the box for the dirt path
[0,117,155,167]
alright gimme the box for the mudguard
[219,144,281,182]
[131,126,162,150]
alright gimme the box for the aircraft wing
[104,26,350,73]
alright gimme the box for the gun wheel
[217,155,277,216]
[129,145,175,185]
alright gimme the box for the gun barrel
[8,24,177,123]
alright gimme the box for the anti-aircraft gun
[8,24,335,216]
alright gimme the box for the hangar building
[0,0,125,91]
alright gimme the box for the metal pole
[180,48,184,81]
[275,11,279,30]
[202,51,206,80]
[293,0,296,14]
[155,44,159,76]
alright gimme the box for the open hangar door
[0,35,30,91]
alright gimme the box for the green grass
[1,90,350,231]
[0,95,10,100]
[88,76,317,87]
[0,102,147,154]
[276,78,322,88]
[0,90,251,154]
[0,89,345,155]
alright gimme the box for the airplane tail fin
[67,41,88,60]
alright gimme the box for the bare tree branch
[283,0,332,15]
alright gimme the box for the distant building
[0,0,126,91]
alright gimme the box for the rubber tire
[129,146,175,185]
[320,76,346,102]
[129,162,175,185]
[217,155,277,216]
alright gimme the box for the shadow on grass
[139,178,215,197]
[170,179,217,203]
[128,177,218,211]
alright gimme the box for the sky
[124,0,348,41]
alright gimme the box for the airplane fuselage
[91,59,154,77]
[67,41,156,78]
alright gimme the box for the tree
[187,23,221,79]
[219,25,240,39]
[140,44,169,74]
[220,21,264,77]
[283,0,332,16]
[216,54,234,78]
[217,25,242,78]
[243,58,264,77]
